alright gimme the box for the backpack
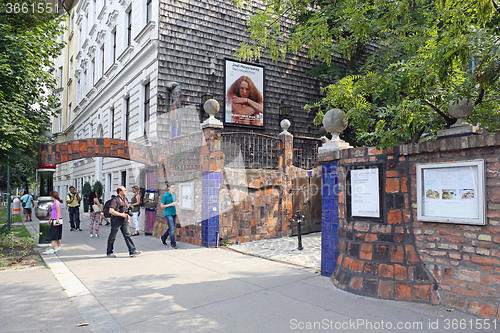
[103,196,116,218]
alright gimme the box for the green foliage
[0,0,66,163]
[0,153,37,191]
[235,0,500,148]
[82,181,92,198]
[92,181,103,199]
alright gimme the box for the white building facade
[72,0,159,201]
[52,0,78,202]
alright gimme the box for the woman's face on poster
[239,81,250,98]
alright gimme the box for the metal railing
[166,131,203,171]
[293,136,321,170]
[222,132,279,170]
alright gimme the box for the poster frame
[346,163,385,223]
[179,183,195,211]
[224,58,266,129]
[416,159,486,225]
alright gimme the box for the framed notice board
[416,160,485,225]
[346,164,384,223]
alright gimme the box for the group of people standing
[40,183,179,258]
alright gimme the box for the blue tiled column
[321,161,339,277]
[202,171,221,247]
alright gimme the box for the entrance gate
[291,175,322,235]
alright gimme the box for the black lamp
[202,93,213,104]
[280,105,291,117]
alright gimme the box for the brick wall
[220,169,286,243]
[407,134,500,319]
[331,146,438,304]
[329,133,500,319]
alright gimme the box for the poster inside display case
[417,160,485,225]
[346,164,384,222]
[179,183,194,210]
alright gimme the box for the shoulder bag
[92,202,102,213]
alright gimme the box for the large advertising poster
[224,59,265,127]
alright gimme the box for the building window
[70,12,74,33]
[146,0,152,23]
[112,29,116,64]
[69,57,73,80]
[91,58,95,86]
[83,69,87,93]
[68,102,72,127]
[100,45,105,76]
[144,82,150,135]
[125,97,130,141]
[127,9,132,46]
[121,171,127,187]
[110,108,115,138]
[78,26,82,51]
[58,111,63,132]
[58,66,63,88]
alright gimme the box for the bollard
[295,210,304,251]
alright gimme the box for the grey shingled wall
[157,0,342,137]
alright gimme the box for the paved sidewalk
[1,206,495,333]
[229,232,321,271]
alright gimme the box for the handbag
[92,203,101,213]
[53,218,63,225]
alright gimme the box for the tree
[0,0,65,163]
[235,0,500,148]
[0,154,37,191]
[92,181,103,200]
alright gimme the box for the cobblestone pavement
[227,232,321,272]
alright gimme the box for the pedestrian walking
[106,186,142,258]
[130,186,141,236]
[20,190,34,222]
[160,183,178,249]
[66,186,82,231]
[89,190,103,238]
[43,191,63,254]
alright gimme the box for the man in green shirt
[160,184,178,249]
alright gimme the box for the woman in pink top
[43,191,63,254]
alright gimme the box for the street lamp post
[6,156,11,232]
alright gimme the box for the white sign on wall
[350,168,380,218]
[417,160,485,225]
[179,183,194,210]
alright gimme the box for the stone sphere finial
[448,98,474,127]
[323,108,348,135]
[318,108,351,152]
[204,99,220,117]
[280,119,291,132]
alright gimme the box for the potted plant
[82,181,92,212]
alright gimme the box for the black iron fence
[166,131,203,170]
[221,132,321,170]
[293,136,322,170]
[222,132,280,170]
